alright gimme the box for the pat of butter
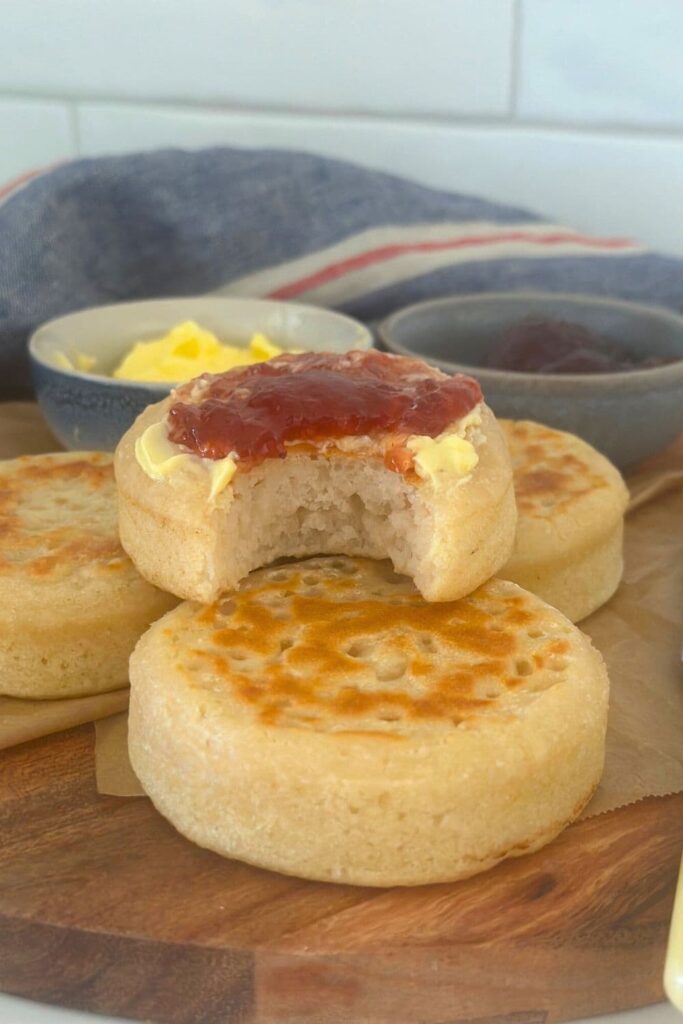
[407,434,479,481]
[134,421,237,499]
[54,351,97,373]
[249,332,282,360]
[134,422,194,481]
[207,454,238,499]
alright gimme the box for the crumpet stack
[0,452,177,699]
[129,556,609,887]
[501,420,629,622]
[119,353,612,885]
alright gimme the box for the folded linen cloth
[1,146,681,397]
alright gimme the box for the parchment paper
[95,711,140,794]
[580,481,683,816]
[0,689,130,751]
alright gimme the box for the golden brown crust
[129,558,609,886]
[502,419,623,520]
[0,453,121,581]
[180,558,578,735]
[0,452,177,698]
[500,420,629,621]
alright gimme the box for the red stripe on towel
[267,230,637,300]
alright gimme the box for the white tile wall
[0,0,513,116]
[0,98,75,184]
[518,0,683,128]
[3,0,683,255]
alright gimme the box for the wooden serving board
[0,723,681,1024]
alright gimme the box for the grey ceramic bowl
[29,296,373,451]
[378,292,683,468]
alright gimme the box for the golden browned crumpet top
[168,556,580,738]
[0,452,128,583]
[501,419,627,521]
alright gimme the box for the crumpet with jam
[115,350,516,604]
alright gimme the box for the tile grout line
[66,104,683,144]
[508,0,523,119]
[2,90,683,144]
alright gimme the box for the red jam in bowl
[167,350,482,462]
[486,317,673,374]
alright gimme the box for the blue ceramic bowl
[29,296,373,451]
[378,292,683,468]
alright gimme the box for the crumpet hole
[347,641,373,658]
[227,650,248,662]
[332,559,357,574]
[377,564,405,585]
[374,655,408,682]
[515,659,534,677]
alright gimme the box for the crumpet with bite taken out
[116,350,516,604]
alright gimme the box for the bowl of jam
[29,296,373,451]
[378,292,683,467]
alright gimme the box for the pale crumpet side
[129,556,609,887]
[500,420,629,622]
[115,351,517,605]
[0,452,177,698]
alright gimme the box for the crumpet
[115,351,516,604]
[129,556,608,886]
[0,452,177,698]
[500,420,629,622]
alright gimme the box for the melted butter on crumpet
[407,408,482,481]
[135,420,238,500]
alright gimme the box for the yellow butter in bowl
[54,351,98,373]
[113,321,286,383]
